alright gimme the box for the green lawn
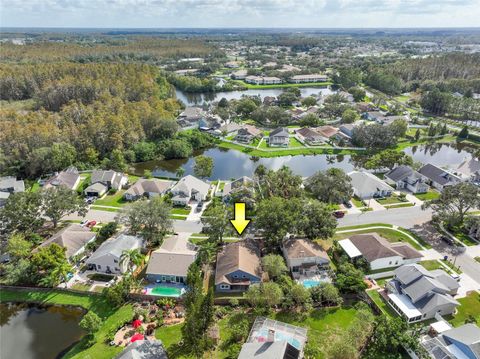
[449,292,480,327]
[71,283,92,291]
[94,190,127,207]
[288,137,305,147]
[385,203,415,209]
[475,257,480,264]
[333,227,424,250]
[367,289,398,319]
[420,260,446,272]
[337,223,393,231]
[0,288,135,359]
[171,208,191,215]
[90,206,120,212]
[414,190,440,201]
[376,195,406,205]
[351,196,366,208]
[29,182,41,193]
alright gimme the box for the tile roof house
[235,124,263,143]
[385,264,460,323]
[215,241,262,293]
[0,176,25,206]
[146,235,197,284]
[455,158,480,184]
[84,170,128,197]
[384,165,430,194]
[268,127,290,147]
[44,167,80,191]
[315,125,339,141]
[238,317,308,359]
[170,175,210,206]
[422,323,480,359]
[176,107,206,129]
[115,339,168,359]
[348,171,394,200]
[86,234,143,274]
[38,224,96,259]
[295,127,324,145]
[282,238,330,276]
[124,179,174,201]
[338,233,423,270]
[231,69,248,80]
[418,164,461,191]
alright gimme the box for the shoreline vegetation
[231,79,334,90]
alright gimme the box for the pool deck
[143,283,186,297]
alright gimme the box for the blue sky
[2,0,480,28]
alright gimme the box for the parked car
[85,196,96,204]
[441,236,454,245]
[195,201,203,212]
[333,211,345,218]
[86,220,97,228]
[80,219,89,227]
[343,201,352,209]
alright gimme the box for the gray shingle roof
[87,234,142,263]
[348,171,394,194]
[115,339,168,359]
[146,236,196,277]
[443,323,480,357]
[215,241,262,285]
[270,127,289,137]
[0,176,25,193]
[385,165,415,182]
[418,164,460,186]
[39,224,96,258]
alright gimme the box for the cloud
[1,0,479,27]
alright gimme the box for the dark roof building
[115,339,168,359]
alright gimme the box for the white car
[80,219,89,227]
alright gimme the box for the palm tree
[176,167,185,179]
[120,249,144,274]
[197,241,218,265]
[43,262,73,288]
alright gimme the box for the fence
[0,284,103,297]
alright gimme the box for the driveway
[367,199,386,211]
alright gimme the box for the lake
[0,303,85,359]
[175,87,335,106]
[132,143,473,180]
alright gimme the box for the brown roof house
[338,233,423,271]
[215,241,262,293]
[295,127,324,145]
[38,224,96,259]
[124,179,175,201]
[44,167,80,191]
[282,238,330,277]
[235,125,263,143]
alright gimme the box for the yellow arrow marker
[230,202,251,235]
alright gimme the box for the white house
[84,170,128,197]
[86,234,143,274]
[384,165,429,194]
[170,175,210,206]
[338,233,423,271]
[348,171,394,200]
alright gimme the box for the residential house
[363,111,387,122]
[384,165,430,194]
[339,123,356,138]
[234,124,263,143]
[348,171,394,199]
[268,127,290,147]
[86,234,143,274]
[338,91,355,103]
[238,317,308,359]
[422,322,480,359]
[316,125,340,142]
[222,176,255,202]
[145,235,196,284]
[170,175,210,206]
[217,122,243,137]
[454,158,480,184]
[84,170,128,197]
[356,102,376,113]
[245,76,264,85]
[215,241,262,293]
[231,69,248,80]
[338,233,423,270]
[176,107,206,129]
[263,96,277,106]
[0,176,25,206]
[225,61,240,68]
[289,74,328,83]
[295,127,324,145]
[44,167,80,191]
[262,77,282,85]
[198,114,224,132]
[385,264,460,323]
[174,69,199,76]
[115,339,168,359]
[38,224,96,259]
[419,164,461,191]
[282,238,330,276]
[124,179,175,201]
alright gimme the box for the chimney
[267,329,275,342]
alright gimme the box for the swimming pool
[301,280,321,288]
[144,284,185,297]
[256,328,302,349]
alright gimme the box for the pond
[132,143,473,180]
[0,303,85,359]
[175,87,335,106]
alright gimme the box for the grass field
[385,202,415,209]
[94,191,127,207]
[376,195,406,205]
[449,292,480,327]
[367,289,398,318]
[289,137,305,147]
[333,227,424,250]
[337,223,393,231]
[414,190,440,201]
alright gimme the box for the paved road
[338,206,434,229]
[64,209,203,233]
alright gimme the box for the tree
[414,128,421,141]
[389,119,408,138]
[422,182,480,227]
[301,96,317,107]
[120,249,144,273]
[262,254,288,280]
[41,186,88,228]
[31,243,71,287]
[175,167,185,178]
[284,283,312,312]
[2,258,31,285]
[258,166,303,199]
[193,155,214,179]
[335,263,367,293]
[79,311,102,335]
[244,282,284,312]
[341,109,359,124]
[298,113,321,127]
[201,202,230,245]
[310,282,343,306]
[427,123,437,137]
[277,91,298,107]
[0,192,44,235]
[348,87,366,102]
[364,149,413,171]
[352,123,397,150]
[305,168,353,204]
[300,201,337,241]
[421,88,452,115]
[458,126,469,139]
[6,234,32,259]
[116,197,173,246]
[97,222,118,243]
[334,68,362,89]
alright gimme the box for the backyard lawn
[367,289,398,319]
[289,137,305,147]
[449,292,480,327]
